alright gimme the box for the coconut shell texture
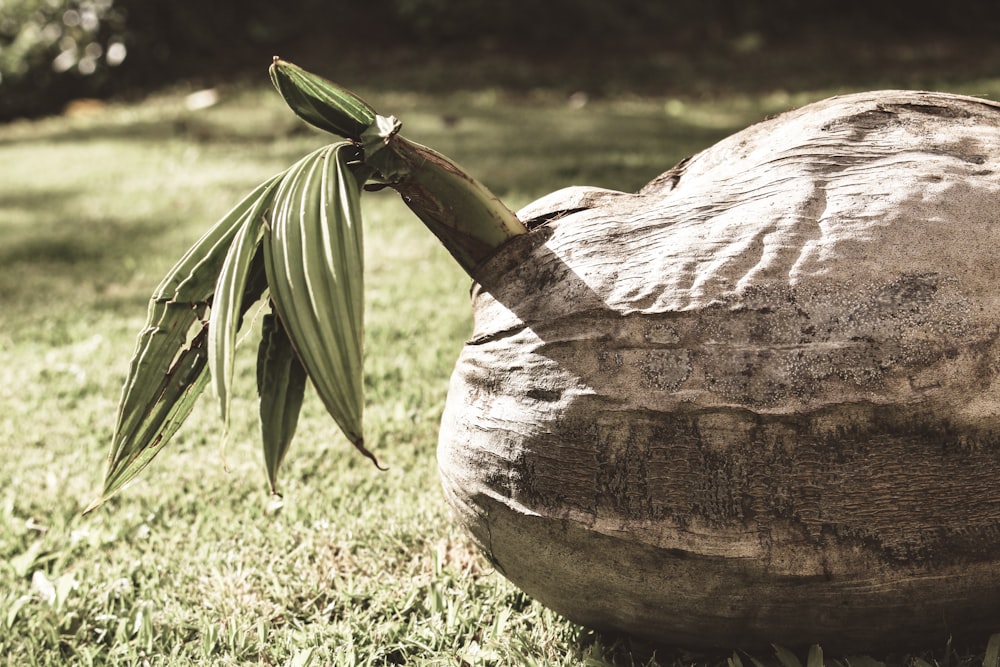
[437,91,1000,652]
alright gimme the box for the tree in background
[2,0,998,121]
[0,0,126,120]
[0,0,344,121]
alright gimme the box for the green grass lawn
[2,43,1000,666]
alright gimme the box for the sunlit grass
[2,55,1000,665]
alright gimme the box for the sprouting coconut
[89,60,1000,653]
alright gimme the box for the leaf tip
[82,495,105,516]
[219,431,232,473]
[353,437,387,471]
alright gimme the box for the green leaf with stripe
[269,58,377,140]
[257,309,308,494]
[208,178,282,430]
[263,142,380,466]
[88,174,283,512]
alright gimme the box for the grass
[2,42,1000,665]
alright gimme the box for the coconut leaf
[208,178,281,429]
[152,174,283,304]
[90,319,211,511]
[263,142,380,466]
[88,175,283,512]
[269,58,377,140]
[256,310,307,494]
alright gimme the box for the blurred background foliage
[2,0,999,121]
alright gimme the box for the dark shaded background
[2,0,999,121]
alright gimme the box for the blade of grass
[984,634,1000,667]
[807,645,824,667]
[774,645,803,667]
